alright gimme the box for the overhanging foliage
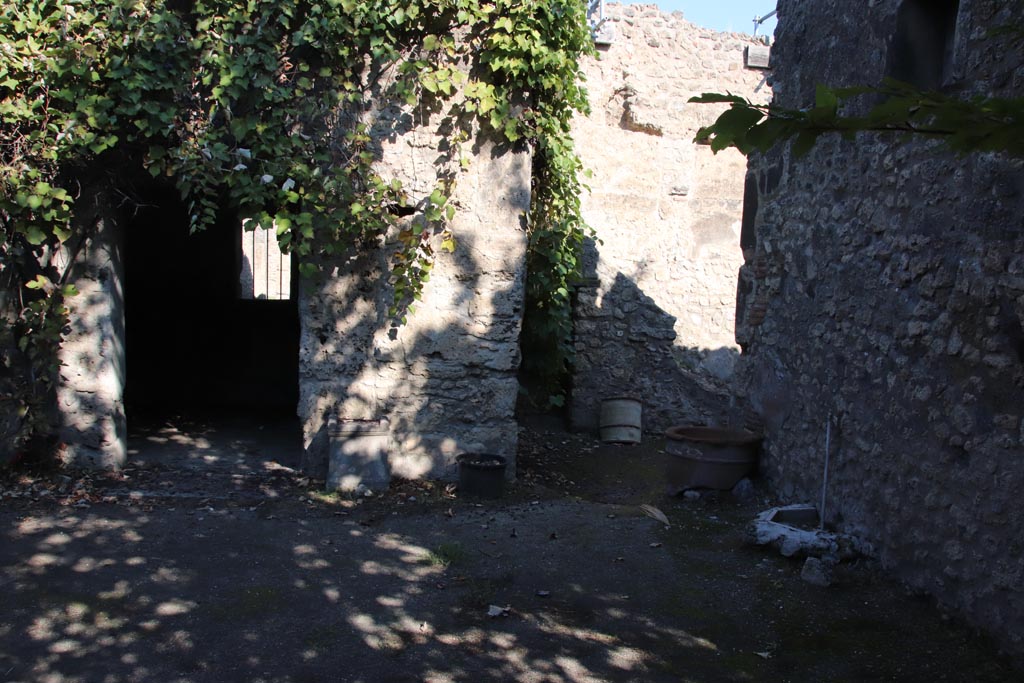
[0,0,594,455]
[692,79,1024,159]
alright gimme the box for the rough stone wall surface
[570,3,771,433]
[740,0,1024,661]
[299,123,530,482]
[40,58,526,479]
[57,204,127,470]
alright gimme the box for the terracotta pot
[664,426,762,492]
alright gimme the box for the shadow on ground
[0,418,1016,683]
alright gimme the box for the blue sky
[619,1,777,36]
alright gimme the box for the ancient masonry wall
[570,3,771,433]
[57,193,127,470]
[298,118,529,481]
[740,0,1024,660]
[51,93,528,480]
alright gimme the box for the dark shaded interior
[888,0,959,89]
[123,185,299,418]
[740,170,759,254]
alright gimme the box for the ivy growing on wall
[0,0,594,456]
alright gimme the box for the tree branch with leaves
[692,78,1024,159]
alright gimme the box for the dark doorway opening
[123,185,299,421]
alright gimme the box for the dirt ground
[0,416,1017,683]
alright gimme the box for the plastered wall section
[739,0,1024,662]
[57,206,127,470]
[298,119,530,481]
[570,3,771,432]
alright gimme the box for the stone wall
[298,115,530,482]
[38,68,528,481]
[740,0,1024,661]
[570,3,771,433]
[56,193,127,470]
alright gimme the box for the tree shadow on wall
[52,190,127,470]
[570,237,750,435]
[298,213,527,483]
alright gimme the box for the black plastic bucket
[456,453,507,499]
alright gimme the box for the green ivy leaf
[791,129,821,157]
[23,225,48,245]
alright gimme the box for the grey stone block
[745,45,771,69]
[327,418,391,493]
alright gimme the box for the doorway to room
[123,186,299,417]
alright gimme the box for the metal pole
[820,412,831,530]
[752,9,778,37]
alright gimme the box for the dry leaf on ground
[639,504,670,526]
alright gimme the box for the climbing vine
[0,0,593,455]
